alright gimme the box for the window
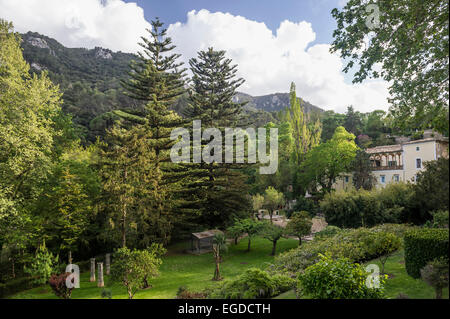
[394,175,400,182]
[380,175,386,184]
[375,160,381,167]
[416,146,420,151]
[388,161,397,167]
[416,158,422,169]
[345,176,349,183]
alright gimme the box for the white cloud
[168,10,390,113]
[0,0,151,52]
[0,1,390,112]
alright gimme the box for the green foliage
[404,228,449,278]
[229,218,264,252]
[298,254,386,299]
[331,0,449,135]
[285,211,312,246]
[300,126,357,195]
[24,243,58,285]
[320,182,415,228]
[371,232,402,274]
[412,158,449,222]
[110,247,163,299]
[351,149,376,190]
[425,211,449,229]
[420,257,449,299]
[314,225,342,240]
[273,225,408,275]
[259,222,284,255]
[209,268,295,299]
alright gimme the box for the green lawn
[274,250,449,299]
[10,237,299,299]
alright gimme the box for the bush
[24,243,58,285]
[404,228,449,278]
[420,257,449,299]
[273,225,408,275]
[208,268,295,299]
[0,277,38,298]
[298,254,386,299]
[314,225,342,239]
[320,183,414,228]
[424,210,449,229]
[49,273,73,299]
[176,286,207,299]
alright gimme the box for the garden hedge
[404,228,449,278]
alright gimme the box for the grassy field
[10,237,299,299]
[275,250,449,299]
[9,239,448,299]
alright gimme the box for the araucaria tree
[182,48,251,228]
[330,0,449,135]
[119,18,187,244]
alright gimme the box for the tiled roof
[403,137,449,145]
[192,229,223,239]
[366,144,402,154]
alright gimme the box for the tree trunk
[213,260,221,281]
[247,237,251,252]
[270,212,273,224]
[234,237,238,245]
[298,236,302,246]
[271,241,277,256]
[436,288,442,299]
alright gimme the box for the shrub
[176,286,207,299]
[314,225,342,239]
[320,183,414,228]
[24,243,58,285]
[208,268,295,299]
[49,273,73,299]
[424,210,449,229]
[420,257,449,299]
[404,228,449,278]
[284,211,312,246]
[298,254,386,299]
[273,225,407,275]
[0,277,38,298]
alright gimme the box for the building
[334,133,449,190]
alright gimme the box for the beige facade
[333,136,449,191]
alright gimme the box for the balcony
[371,165,403,171]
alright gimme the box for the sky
[0,0,390,113]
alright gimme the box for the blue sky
[124,0,341,46]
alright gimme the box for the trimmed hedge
[404,228,449,278]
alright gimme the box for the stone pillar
[97,262,104,287]
[105,253,111,275]
[90,258,96,282]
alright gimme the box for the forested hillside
[20,31,323,142]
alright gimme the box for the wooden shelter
[190,229,223,254]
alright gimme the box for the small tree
[251,194,265,219]
[372,232,402,275]
[24,242,58,285]
[421,258,449,299]
[110,247,163,299]
[227,225,244,245]
[264,187,284,223]
[259,222,284,256]
[231,219,264,252]
[142,243,167,289]
[212,233,228,281]
[285,211,312,246]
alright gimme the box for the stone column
[97,262,104,287]
[90,258,96,282]
[105,253,111,275]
